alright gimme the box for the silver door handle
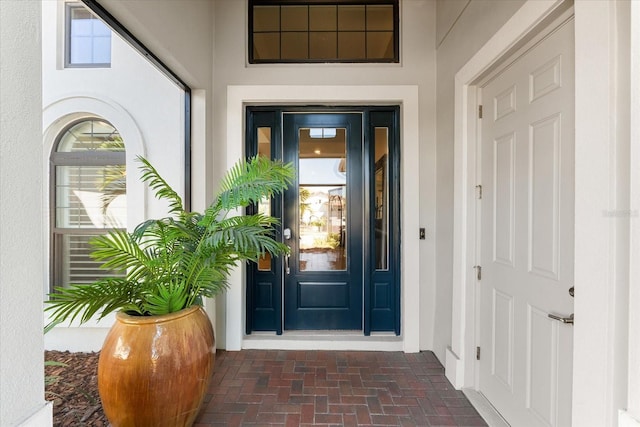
[284,252,290,275]
[548,313,574,324]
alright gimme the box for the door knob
[283,228,291,240]
[569,286,574,297]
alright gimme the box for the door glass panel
[257,127,272,271]
[298,127,347,271]
[374,127,389,270]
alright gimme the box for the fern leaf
[136,156,184,215]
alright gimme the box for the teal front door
[282,113,363,330]
[245,107,400,335]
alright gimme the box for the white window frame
[49,118,125,293]
[65,3,112,68]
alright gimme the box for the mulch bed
[45,351,108,427]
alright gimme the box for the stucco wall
[0,1,51,425]
[433,0,524,362]
[212,0,437,351]
[42,0,185,351]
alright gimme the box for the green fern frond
[136,156,184,215]
[215,156,294,210]
[45,278,145,324]
[89,230,152,283]
[143,282,189,315]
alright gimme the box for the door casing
[224,85,420,353]
[245,106,401,336]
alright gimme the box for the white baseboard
[462,388,510,427]
[16,402,52,427]
[445,346,465,388]
[620,410,640,427]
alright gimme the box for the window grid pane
[67,4,111,66]
[250,1,398,63]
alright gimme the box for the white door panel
[479,18,574,427]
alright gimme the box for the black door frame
[245,106,401,336]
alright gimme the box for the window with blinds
[50,119,126,290]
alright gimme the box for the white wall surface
[212,0,437,352]
[434,0,525,363]
[0,1,52,425]
[86,0,216,282]
[88,0,213,90]
[42,0,185,351]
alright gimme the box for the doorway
[246,107,400,335]
[476,16,574,426]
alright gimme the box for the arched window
[50,119,126,291]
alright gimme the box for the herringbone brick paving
[195,350,487,427]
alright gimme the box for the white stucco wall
[0,1,52,425]
[42,0,185,351]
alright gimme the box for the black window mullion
[308,6,311,59]
[279,5,282,60]
[335,6,339,59]
[364,5,368,59]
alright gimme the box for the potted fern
[45,155,293,427]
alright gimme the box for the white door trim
[450,1,628,426]
[224,85,421,353]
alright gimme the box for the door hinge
[476,184,482,199]
[476,346,481,360]
[478,105,483,119]
[474,265,482,281]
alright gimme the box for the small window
[50,119,126,291]
[249,0,399,64]
[65,3,111,67]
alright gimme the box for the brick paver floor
[195,350,487,427]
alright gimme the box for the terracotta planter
[98,306,215,427]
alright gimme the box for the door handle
[548,313,574,324]
[284,252,290,275]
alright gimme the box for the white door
[478,17,574,427]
